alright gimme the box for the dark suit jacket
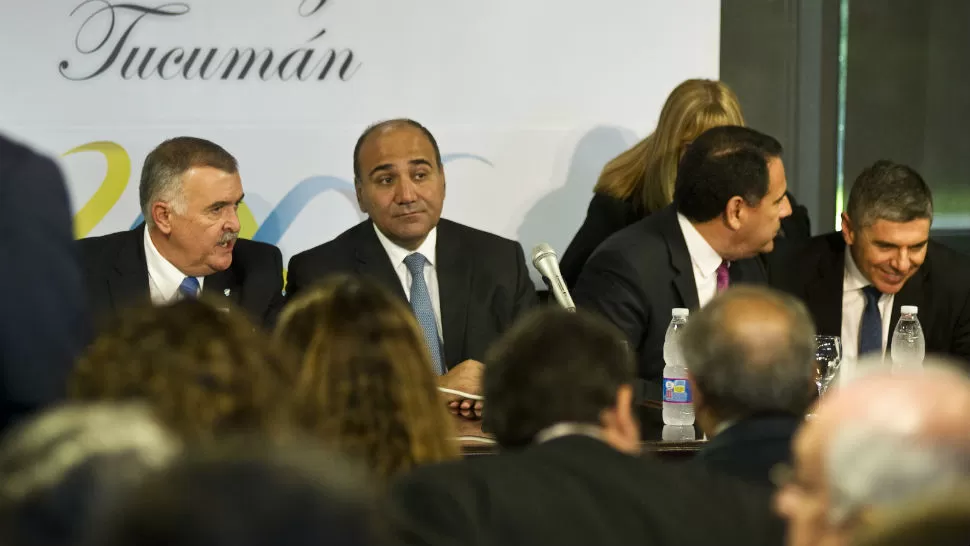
[769,232,970,364]
[388,435,785,546]
[0,134,88,431]
[694,414,802,488]
[562,192,811,289]
[573,205,768,399]
[285,219,537,371]
[78,227,285,331]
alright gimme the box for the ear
[601,384,640,454]
[354,180,367,213]
[841,212,855,246]
[152,201,175,235]
[724,195,746,230]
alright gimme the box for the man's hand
[438,359,485,419]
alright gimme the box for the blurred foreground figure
[0,403,179,546]
[0,134,87,432]
[774,360,970,546]
[97,441,380,546]
[850,482,970,546]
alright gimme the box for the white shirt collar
[144,227,204,302]
[373,223,438,267]
[533,422,605,445]
[676,213,725,279]
[844,246,871,292]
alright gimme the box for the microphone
[531,243,576,312]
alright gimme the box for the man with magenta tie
[573,126,793,402]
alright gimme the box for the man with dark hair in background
[771,160,970,375]
[78,137,285,330]
[388,307,784,546]
[573,125,792,401]
[285,119,536,413]
[0,134,87,432]
[685,286,817,486]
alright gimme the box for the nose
[780,194,793,218]
[891,248,911,272]
[226,206,241,232]
[395,178,418,204]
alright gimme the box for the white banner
[0,0,720,284]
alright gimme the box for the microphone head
[531,243,557,268]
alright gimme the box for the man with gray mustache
[78,137,285,332]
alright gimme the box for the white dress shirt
[677,213,725,308]
[373,224,444,341]
[144,228,204,304]
[839,247,894,384]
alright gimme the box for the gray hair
[827,425,970,525]
[845,160,933,229]
[681,285,817,419]
[139,137,238,229]
[0,403,180,502]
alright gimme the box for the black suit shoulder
[560,193,641,288]
[388,437,783,546]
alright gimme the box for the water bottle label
[662,378,692,404]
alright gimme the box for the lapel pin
[224,288,231,297]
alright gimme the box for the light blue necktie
[403,253,446,375]
[859,285,883,356]
[178,276,200,300]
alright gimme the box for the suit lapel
[806,235,846,337]
[435,220,471,370]
[109,227,151,310]
[659,208,700,310]
[355,220,408,302]
[203,267,242,311]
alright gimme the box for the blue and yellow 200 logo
[66,141,491,245]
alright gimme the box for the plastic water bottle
[662,425,696,442]
[662,308,693,425]
[890,305,925,372]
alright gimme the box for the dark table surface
[461,401,708,458]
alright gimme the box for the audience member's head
[352,119,444,251]
[774,361,970,546]
[683,286,817,437]
[70,299,293,443]
[595,79,745,213]
[275,275,459,480]
[97,440,378,546]
[850,482,970,546]
[841,160,933,295]
[0,403,179,546]
[483,308,639,453]
[673,125,792,259]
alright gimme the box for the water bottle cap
[671,308,689,318]
[900,305,919,315]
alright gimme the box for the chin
[207,257,233,273]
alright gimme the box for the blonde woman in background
[560,79,810,287]
[275,275,460,481]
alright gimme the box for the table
[460,401,708,460]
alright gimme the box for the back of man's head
[97,441,378,546]
[682,286,817,427]
[0,403,179,546]
[673,125,783,222]
[845,160,932,229]
[483,308,635,449]
[821,363,970,524]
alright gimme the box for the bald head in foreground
[775,361,970,546]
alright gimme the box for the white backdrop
[0,0,720,285]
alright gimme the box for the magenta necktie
[716,261,730,293]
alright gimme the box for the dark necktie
[178,276,200,300]
[715,260,730,293]
[859,285,883,356]
[403,253,446,375]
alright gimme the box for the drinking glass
[815,335,843,396]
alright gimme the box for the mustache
[219,232,239,244]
